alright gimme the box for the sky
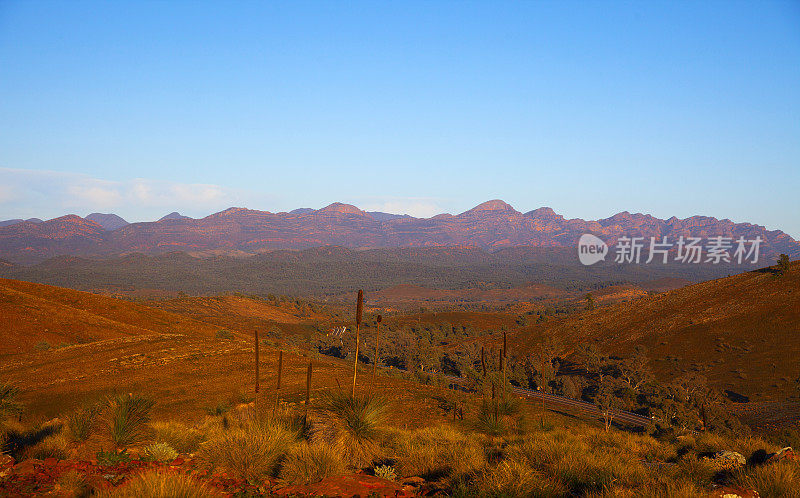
[1,1,799,236]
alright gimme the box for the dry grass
[278,442,347,485]
[25,432,70,460]
[735,460,800,498]
[150,420,205,454]
[387,424,486,480]
[198,418,296,483]
[97,470,223,497]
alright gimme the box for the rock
[765,447,794,464]
[0,453,14,469]
[708,486,760,497]
[713,451,746,470]
[400,476,425,486]
[12,458,43,475]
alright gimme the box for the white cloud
[0,167,252,221]
[361,197,445,218]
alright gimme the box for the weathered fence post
[352,290,363,398]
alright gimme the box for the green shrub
[142,442,178,462]
[34,341,51,351]
[150,421,205,454]
[97,448,131,466]
[67,402,101,442]
[215,329,234,341]
[96,470,222,497]
[311,391,388,468]
[105,393,155,448]
[374,464,397,481]
[278,443,347,485]
[198,419,296,483]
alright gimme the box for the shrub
[374,464,397,481]
[278,443,347,485]
[198,419,296,483]
[97,448,131,466]
[150,421,205,454]
[104,393,155,448]
[142,442,178,462]
[96,470,223,497]
[67,402,101,442]
[215,329,234,341]
[311,391,388,468]
[34,341,51,351]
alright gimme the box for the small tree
[595,378,617,431]
[777,254,791,275]
[578,344,607,383]
[619,345,653,394]
[585,293,595,311]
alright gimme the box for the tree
[777,254,791,275]
[585,293,595,311]
[619,345,653,394]
[528,337,560,392]
[595,377,617,431]
[578,344,608,383]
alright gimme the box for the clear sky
[1,1,798,236]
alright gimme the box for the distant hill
[0,218,42,227]
[158,211,192,221]
[85,212,129,231]
[500,261,800,402]
[0,246,759,297]
[1,200,797,264]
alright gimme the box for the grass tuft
[96,470,223,497]
[278,442,347,485]
[67,402,101,442]
[150,421,205,454]
[198,418,296,483]
[104,393,155,449]
[311,391,388,468]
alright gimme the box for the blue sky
[1,1,798,236]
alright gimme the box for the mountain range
[1,200,797,264]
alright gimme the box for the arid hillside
[0,278,219,355]
[503,262,800,402]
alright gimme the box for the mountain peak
[86,213,129,231]
[159,212,191,222]
[466,200,517,213]
[526,207,564,221]
[317,203,364,215]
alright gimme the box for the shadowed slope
[505,262,800,401]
